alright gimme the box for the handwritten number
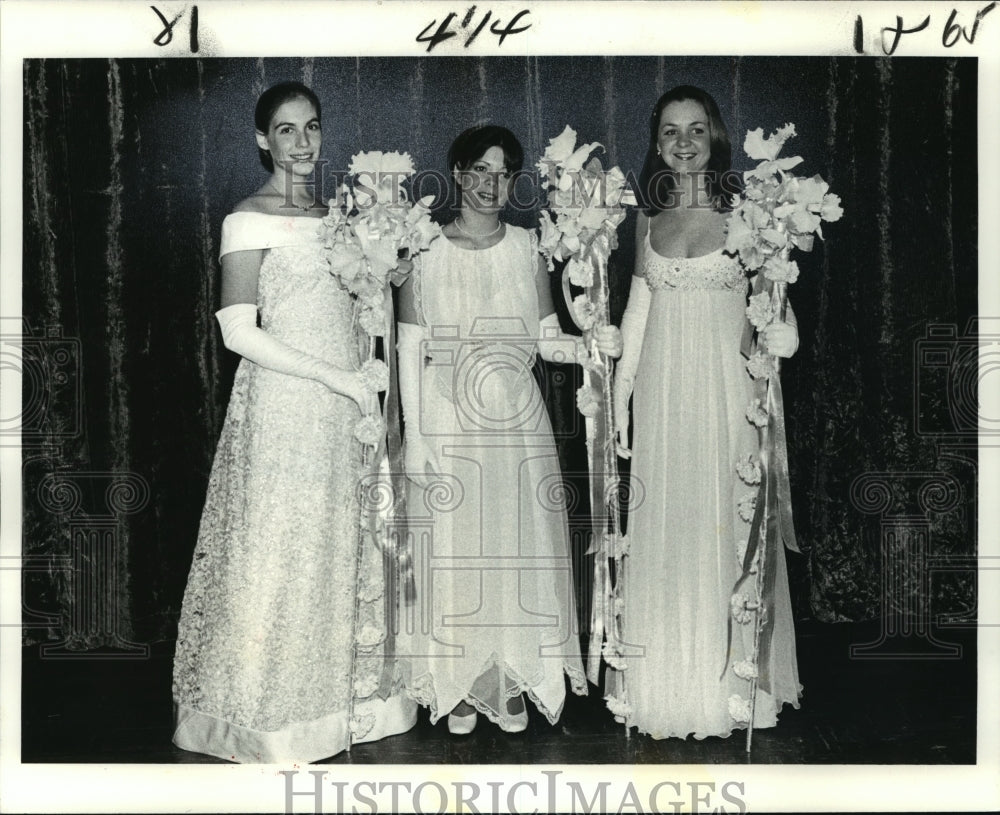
[416,12,458,52]
[150,6,183,46]
[190,4,199,53]
[416,8,530,51]
[880,15,931,55]
[863,4,994,54]
[942,2,995,46]
[490,9,531,45]
[151,5,198,52]
[465,11,491,47]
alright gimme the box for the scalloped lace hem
[406,657,587,728]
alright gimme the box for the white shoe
[500,695,528,733]
[447,707,477,735]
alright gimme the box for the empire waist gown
[608,237,802,739]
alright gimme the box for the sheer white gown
[609,236,801,739]
[399,226,587,730]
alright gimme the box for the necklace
[268,181,315,212]
[454,216,502,239]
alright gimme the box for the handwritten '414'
[416,6,531,52]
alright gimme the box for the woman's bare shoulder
[232,188,280,215]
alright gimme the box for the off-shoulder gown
[172,212,416,763]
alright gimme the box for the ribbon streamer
[377,295,416,700]
[722,276,799,753]
[559,230,626,702]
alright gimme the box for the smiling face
[255,96,321,177]
[656,99,712,175]
[457,145,512,212]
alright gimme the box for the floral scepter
[537,126,636,707]
[724,124,842,752]
[320,150,441,723]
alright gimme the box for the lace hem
[406,655,587,727]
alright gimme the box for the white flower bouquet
[319,150,441,458]
[323,158,433,729]
[726,124,843,286]
[537,125,635,288]
[320,150,440,340]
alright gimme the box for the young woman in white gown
[396,125,621,734]
[611,86,803,739]
[172,82,416,763]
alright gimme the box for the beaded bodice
[642,233,747,293]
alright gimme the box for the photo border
[1,1,998,812]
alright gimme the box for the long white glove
[612,276,651,458]
[216,303,376,413]
[397,321,440,486]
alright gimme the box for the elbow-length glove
[396,321,440,486]
[215,302,376,413]
[612,276,651,458]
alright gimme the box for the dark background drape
[21,56,977,649]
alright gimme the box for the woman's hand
[341,371,381,415]
[592,325,624,359]
[403,433,441,487]
[762,320,799,358]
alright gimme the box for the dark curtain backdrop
[21,56,977,648]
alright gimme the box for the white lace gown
[172,212,416,763]
[399,226,587,729]
[609,238,801,739]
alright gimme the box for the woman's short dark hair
[254,81,322,172]
[447,125,524,174]
[639,85,735,214]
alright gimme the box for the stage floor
[20,620,976,765]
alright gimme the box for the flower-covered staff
[724,123,842,751]
[537,125,635,697]
[321,150,441,703]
